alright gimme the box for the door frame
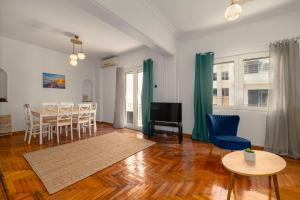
[125,66,143,130]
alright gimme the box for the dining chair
[60,102,74,106]
[90,102,97,135]
[42,103,58,139]
[42,103,58,112]
[24,104,51,144]
[54,103,73,144]
[73,103,91,139]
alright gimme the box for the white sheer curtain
[113,67,125,128]
[265,39,300,159]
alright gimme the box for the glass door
[125,67,143,130]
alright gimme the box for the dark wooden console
[148,121,183,144]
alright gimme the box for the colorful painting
[42,73,65,89]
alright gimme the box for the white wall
[177,10,300,146]
[0,36,99,131]
[101,46,177,123]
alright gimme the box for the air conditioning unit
[102,57,119,68]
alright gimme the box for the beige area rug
[23,132,156,194]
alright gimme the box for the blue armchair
[206,114,251,153]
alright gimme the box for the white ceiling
[148,0,300,36]
[0,0,142,59]
[1,0,300,58]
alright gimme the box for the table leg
[39,115,43,145]
[272,174,280,200]
[227,173,236,200]
[268,176,272,188]
[94,115,97,133]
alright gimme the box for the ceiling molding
[140,0,178,36]
[178,3,300,41]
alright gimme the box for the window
[213,73,217,81]
[213,52,270,110]
[248,89,268,107]
[244,58,270,74]
[222,88,229,96]
[242,57,270,108]
[213,61,235,106]
[221,71,229,80]
[213,88,217,96]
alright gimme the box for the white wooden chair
[42,103,58,112]
[24,104,50,144]
[42,103,58,139]
[60,102,74,106]
[90,102,97,135]
[54,103,73,144]
[73,103,91,139]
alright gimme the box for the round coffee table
[222,150,286,200]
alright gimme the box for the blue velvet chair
[206,114,251,154]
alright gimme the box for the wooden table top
[222,150,286,176]
[31,108,96,117]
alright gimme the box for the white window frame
[214,56,238,110]
[214,51,270,112]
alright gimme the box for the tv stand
[148,121,183,144]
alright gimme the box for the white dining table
[31,108,97,144]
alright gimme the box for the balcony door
[125,67,143,130]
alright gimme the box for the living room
[0,0,300,199]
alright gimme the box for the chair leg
[65,126,68,137]
[24,127,28,142]
[88,123,91,137]
[28,130,32,144]
[78,124,81,139]
[48,125,51,141]
[56,126,59,144]
[220,149,225,160]
[209,144,214,155]
[70,124,73,141]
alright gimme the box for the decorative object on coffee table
[222,150,286,200]
[244,148,256,162]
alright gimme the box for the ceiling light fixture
[69,35,85,66]
[77,43,86,60]
[225,0,242,21]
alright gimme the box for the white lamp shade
[70,53,78,61]
[225,3,242,21]
[78,52,86,60]
[70,59,78,66]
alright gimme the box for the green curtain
[192,52,214,142]
[141,59,153,135]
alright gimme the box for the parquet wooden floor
[0,123,300,200]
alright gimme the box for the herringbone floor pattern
[0,124,300,200]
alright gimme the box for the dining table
[31,108,97,144]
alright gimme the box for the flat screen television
[150,102,182,123]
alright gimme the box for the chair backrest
[90,102,97,117]
[24,104,33,128]
[206,114,240,138]
[78,103,91,120]
[91,102,97,111]
[42,103,58,113]
[57,104,73,125]
[60,102,74,106]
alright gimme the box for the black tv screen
[150,102,182,123]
